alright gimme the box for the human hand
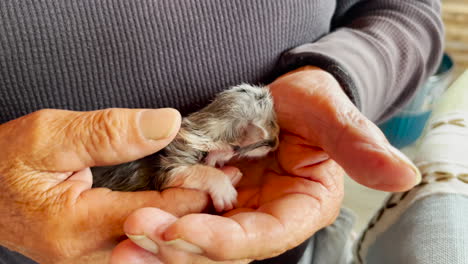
[110,66,421,264]
[270,66,421,191]
[111,143,344,264]
[110,85,347,263]
[0,108,209,263]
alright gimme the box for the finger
[123,208,253,264]
[162,196,330,261]
[320,106,420,192]
[270,69,420,192]
[0,108,181,172]
[160,165,343,261]
[78,188,209,242]
[122,208,207,264]
[111,239,164,264]
[112,239,249,264]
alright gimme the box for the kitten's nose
[268,137,279,150]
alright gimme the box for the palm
[230,133,343,216]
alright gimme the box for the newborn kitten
[92,84,279,212]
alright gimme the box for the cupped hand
[111,66,421,263]
[110,69,352,263]
[0,108,209,264]
[111,134,344,264]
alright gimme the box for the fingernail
[127,234,159,254]
[164,239,204,254]
[139,109,181,140]
[387,145,422,185]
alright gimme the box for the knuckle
[6,109,66,168]
[29,108,60,121]
[333,109,367,141]
[26,109,61,140]
[336,107,363,128]
[89,109,125,145]
[337,109,387,143]
[75,108,128,159]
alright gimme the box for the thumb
[320,106,421,192]
[75,108,181,168]
[270,67,420,192]
[5,108,181,172]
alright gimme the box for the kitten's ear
[240,123,265,146]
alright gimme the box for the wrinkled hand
[0,108,209,264]
[111,136,344,264]
[111,66,421,264]
[271,66,420,191]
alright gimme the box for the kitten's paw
[210,180,238,212]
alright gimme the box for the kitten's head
[187,84,279,158]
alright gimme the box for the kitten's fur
[92,84,279,211]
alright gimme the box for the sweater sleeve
[276,0,444,123]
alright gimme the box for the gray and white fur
[92,84,279,212]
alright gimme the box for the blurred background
[344,0,468,232]
[443,0,468,78]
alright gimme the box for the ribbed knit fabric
[0,0,330,122]
[0,1,442,124]
[0,0,443,263]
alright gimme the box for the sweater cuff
[276,47,362,111]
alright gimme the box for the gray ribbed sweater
[0,0,443,263]
[0,0,443,124]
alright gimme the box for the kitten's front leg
[164,165,242,212]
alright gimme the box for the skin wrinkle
[12,112,53,170]
[257,196,316,258]
[173,216,224,258]
[351,141,389,187]
[329,109,361,150]
[277,144,336,191]
[104,110,134,159]
[65,114,95,167]
[41,113,87,168]
[263,173,328,200]
[11,176,54,207]
[88,111,122,165]
[238,212,285,260]
[64,181,91,207]
[217,223,249,260]
[36,112,90,172]
[69,109,127,168]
